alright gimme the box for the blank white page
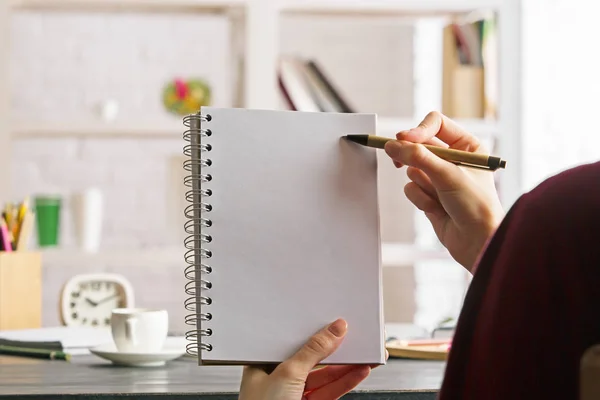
[197,107,384,364]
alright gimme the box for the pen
[0,345,71,361]
[344,134,507,171]
[15,211,34,251]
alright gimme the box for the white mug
[71,188,103,253]
[111,308,168,353]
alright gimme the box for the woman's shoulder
[437,161,600,400]
[529,160,600,194]
[518,160,600,217]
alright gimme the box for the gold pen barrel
[365,136,391,149]
[364,135,505,170]
[423,145,505,170]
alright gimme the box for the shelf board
[40,245,183,267]
[10,120,186,138]
[381,243,451,267]
[9,0,246,13]
[38,243,451,268]
[280,0,502,17]
[10,117,498,139]
[377,117,499,138]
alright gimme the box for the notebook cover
[192,107,384,365]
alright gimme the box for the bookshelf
[0,0,523,264]
[38,242,450,268]
[9,117,496,139]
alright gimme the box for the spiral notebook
[183,107,385,365]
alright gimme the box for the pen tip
[344,134,365,145]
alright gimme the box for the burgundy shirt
[438,161,600,399]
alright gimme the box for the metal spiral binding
[183,111,213,356]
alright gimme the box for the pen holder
[0,252,42,330]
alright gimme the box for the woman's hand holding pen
[384,111,504,273]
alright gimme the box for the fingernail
[406,128,422,137]
[328,319,347,337]
[384,141,402,158]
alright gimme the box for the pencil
[15,211,34,251]
[0,345,71,361]
[344,134,507,171]
[0,219,12,252]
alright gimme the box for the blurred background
[1,0,598,335]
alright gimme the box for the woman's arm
[439,160,600,399]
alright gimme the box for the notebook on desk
[182,107,385,365]
[0,327,112,355]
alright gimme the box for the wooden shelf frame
[38,242,451,268]
[279,0,503,17]
[8,0,246,13]
[10,120,185,138]
[9,117,499,139]
[8,0,503,14]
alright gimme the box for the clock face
[61,274,134,327]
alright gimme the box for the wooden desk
[0,355,445,399]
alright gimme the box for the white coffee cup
[111,308,168,353]
[72,188,103,253]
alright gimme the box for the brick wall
[9,10,420,248]
[9,11,234,124]
[11,137,186,249]
[9,10,235,249]
[8,9,465,332]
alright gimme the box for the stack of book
[0,326,113,360]
[278,56,356,113]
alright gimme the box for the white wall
[8,9,470,331]
[0,3,9,204]
[11,137,185,249]
[521,0,600,191]
[9,11,234,124]
[9,11,233,250]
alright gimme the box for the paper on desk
[0,326,112,353]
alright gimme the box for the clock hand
[96,294,122,305]
[84,298,98,307]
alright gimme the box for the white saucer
[90,339,186,367]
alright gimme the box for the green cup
[34,196,62,247]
